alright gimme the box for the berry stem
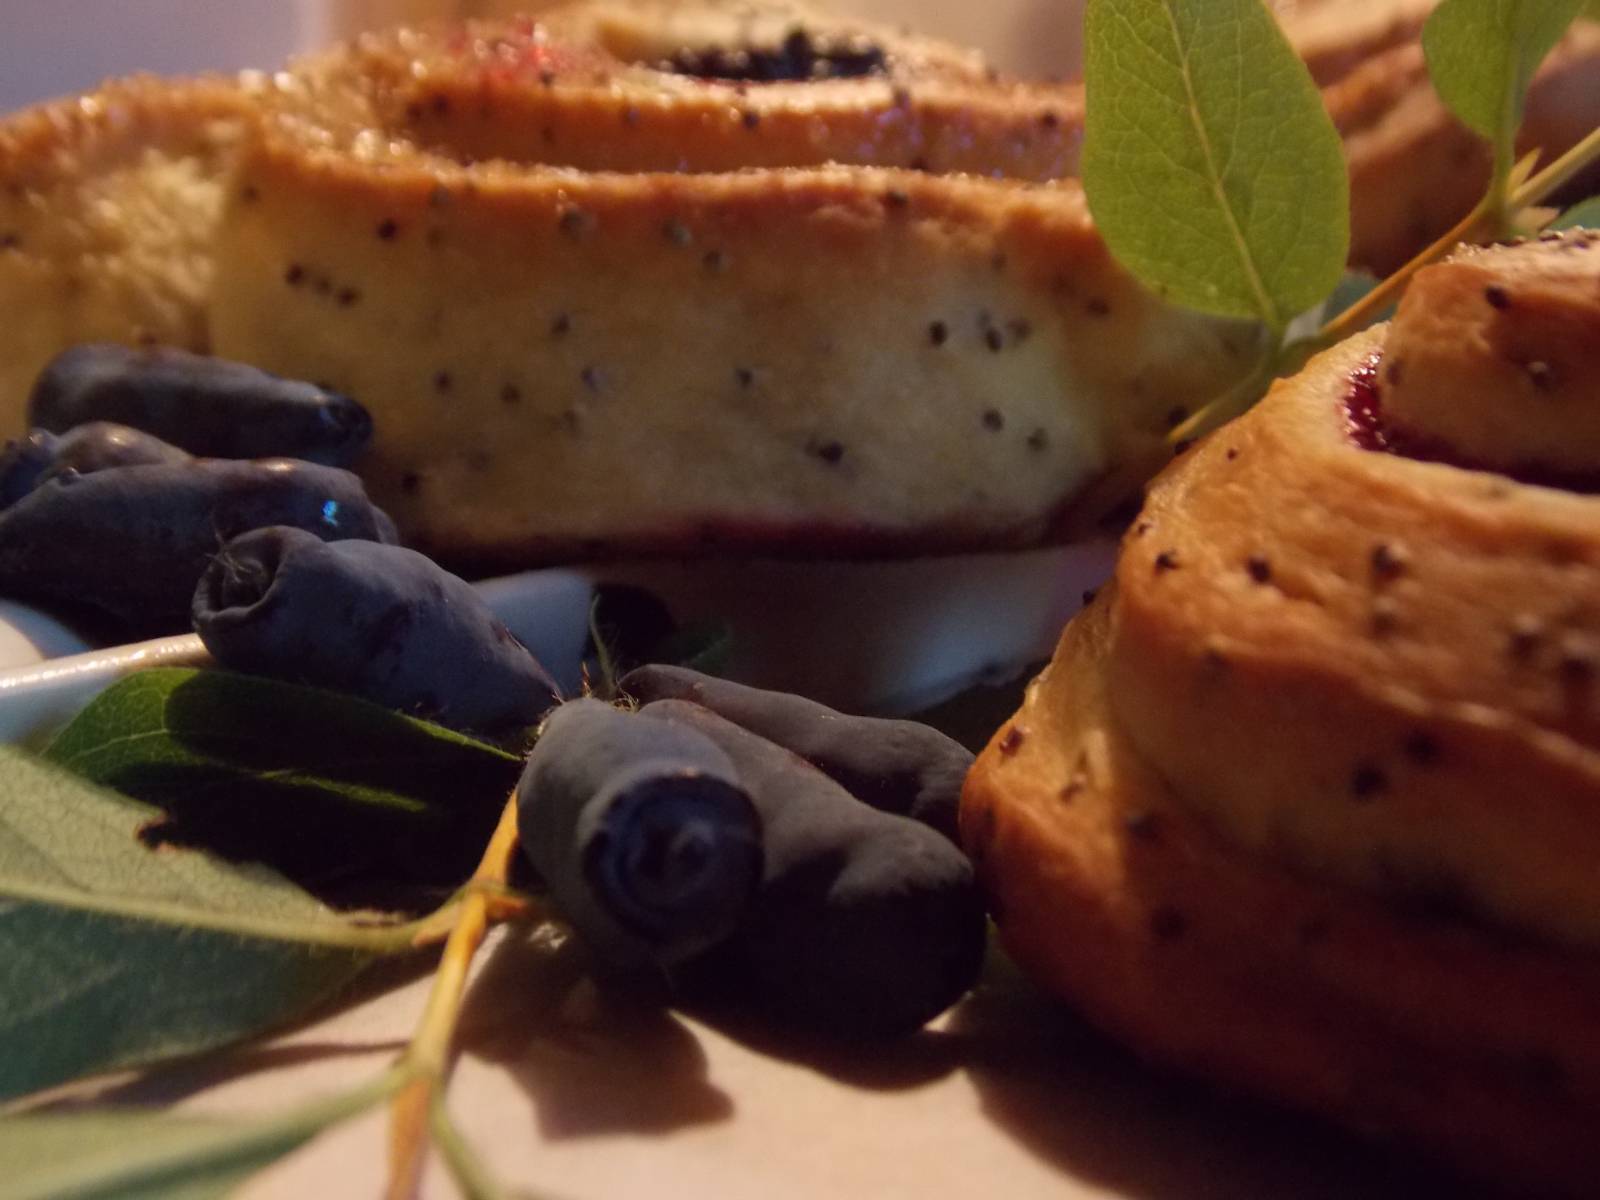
[1317,127,1600,350]
[384,796,524,1200]
[430,1092,520,1200]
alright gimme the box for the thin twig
[384,798,522,1200]
[430,1093,525,1200]
[1317,134,1599,349]
[1512,124,1600,211]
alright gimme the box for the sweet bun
[963,233,1600,1194]
[207,81,1250,564]
[1379,233,1600,474]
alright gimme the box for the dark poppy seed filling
[1343,353,1600,495]
[658,29,887,82]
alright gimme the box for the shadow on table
[671,987,966,1092]
[456,927,734,1141]
[454,923,1502,1198]
[945,951,1500,1200]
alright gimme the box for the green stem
[1512,123,1600,209]
[587,596,619,700]
[1312,127,1600,355]
[1166,345,1283,446]
[1488,137,1516,237]
[429,1094,526,1200]
[1311,192,1492,350]
[25,1065,412,1200]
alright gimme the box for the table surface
[44,928,1449,1200]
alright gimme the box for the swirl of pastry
[1379,230,1600,476]
[962,237,1600,1191]
[199,3,1259,566]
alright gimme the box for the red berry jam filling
[1344,353,1600,494]
[444,19,587,84]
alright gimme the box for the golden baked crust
[208,154,1254,565]
[420,1,1084,179]
[962,239,1600,1191]
[1106,325,1600,950]
[962,595,1600,1194]
[0,76,252,411]
[1270,0,1434,86]
[199,8,1260,566]
[1381,232,1600,474]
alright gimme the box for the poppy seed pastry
[962,236,1600,1194]
[196,4,1261,566]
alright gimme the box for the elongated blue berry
[194,526,559,735]
[517,698,764,967]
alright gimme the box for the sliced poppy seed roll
[193,525,559,735]
[517,698,764,969]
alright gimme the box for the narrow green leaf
[652,620,735,678]
[0,747,411,1101]
[1422,0,1585,161]
[0,1112,302,1200]
[1081,0,1349,330]
[47,669,519,910]
[1548,195,1600,229]
[1,1073,394,1200]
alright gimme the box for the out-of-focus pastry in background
[328,0,1089,77]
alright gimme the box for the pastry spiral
[962,231,1600,1193]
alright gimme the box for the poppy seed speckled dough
[962,239,1600,1194]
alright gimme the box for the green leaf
[0,1112,302,1200]
[1,1073,394,1199]
[0,746,412,1101]
[1422,0,1585,162]
[1081,0,1349,331]
[652,620,734,678]
[1548,195,1600,229]
[47,669,520,910]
